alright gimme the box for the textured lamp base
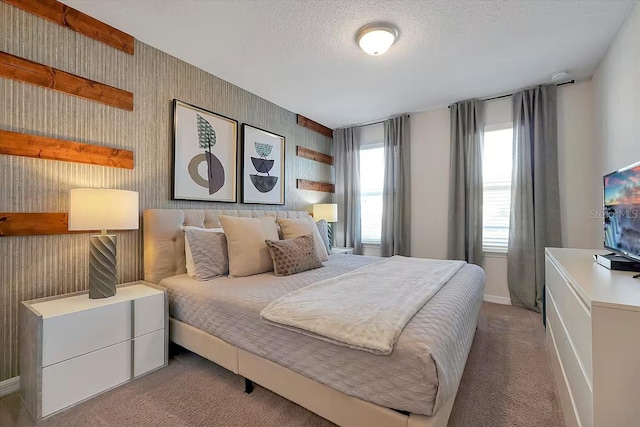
[89,234,117,299]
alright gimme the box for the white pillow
[183,228,229,281]
[277,217,329,262]
[315,219,331,253]
[181,226,224,277]
[219,215,280,277]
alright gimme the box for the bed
[143,209,485,427]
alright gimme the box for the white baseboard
[0,376,20,398]
[483,294,511,305]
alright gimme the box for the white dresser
[545,248,640,427]
[20,282,167,421]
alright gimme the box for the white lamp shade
[68,189,139,231]
[313,203,338,223]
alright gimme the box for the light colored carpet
[0,302,564,427]
[448,303,564,427]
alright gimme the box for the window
[483,125,513,252]
[360,145,384,243]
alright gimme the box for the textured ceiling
[61,0,637,128]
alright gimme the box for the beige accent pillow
[265,234,323,276]
[219,215,280,277]
[277,217,329,262]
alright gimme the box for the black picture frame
[171,99,238,203]
[241,123,286,205]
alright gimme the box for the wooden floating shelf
[296,146,333,165]
[297,115,333,139]
[0,129,134,169]
[0,51,134,110]
[0,213,96,236]
[4,0,135,54]
[296,179,335,193]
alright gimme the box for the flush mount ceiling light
[356,23,399,56]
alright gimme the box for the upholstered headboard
[143,209,310,284]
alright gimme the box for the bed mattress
[161,255,485,416]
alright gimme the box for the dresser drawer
[547,288,593,427]
[134,293,165,337]
[41,340,131,417]
[42,301,131,367]
[134,329,165,377]
[546,257,592,383]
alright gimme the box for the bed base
[169,318,457,427]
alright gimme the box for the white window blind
[483,126,513,252]
[360,145,384,243]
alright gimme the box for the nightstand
[20,281,168,421]
[331,247,354,255]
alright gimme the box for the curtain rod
[348,114,411,129]
[448,80,575,108]
[483,79,575,102]
[350,79,576,126]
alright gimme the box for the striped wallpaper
[0,3,333,382]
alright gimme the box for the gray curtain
[381,115,411,256]
[447,100,485,265]
[508,85,561,312]
[334,127,363,254]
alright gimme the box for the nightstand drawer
[42,301,131,367]
[134,329,165,377]
[134,293,165,337]
[41,340,131,417]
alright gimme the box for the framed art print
[172,99,238,202]
[241,124,285,205]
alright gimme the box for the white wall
[409,81,599,305]
[482,254,510,304]
[485,97,512,127]
[359,122,384,146]
[593,3,640,175]
[410,107,451,260]
[557,79,601,249]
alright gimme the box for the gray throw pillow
[184,228,229,281]
[265,234,323,276]
[315,219,331,253]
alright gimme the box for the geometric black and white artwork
[172,100,238,202]
[241,124,285,205]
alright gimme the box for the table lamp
[313,203,338,246]
[68,188,139,299]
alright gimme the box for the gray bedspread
[161,255,485,416]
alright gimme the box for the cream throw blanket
[260,256,465,355]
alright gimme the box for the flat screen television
[604,161,640,261]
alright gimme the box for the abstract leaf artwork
[196,114,225,194]
[173,100,237,202]
[242,124,285,205]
